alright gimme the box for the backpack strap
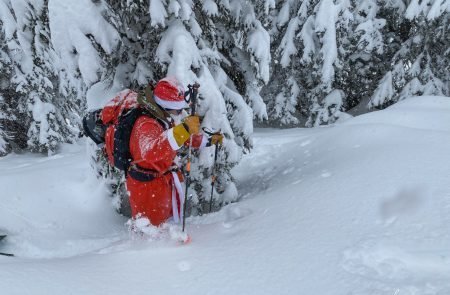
[137,84,173,128]
[128,164,158,182]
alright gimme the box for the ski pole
[201,128,222,213]
[209,142,220,213]
[182,82,200,232]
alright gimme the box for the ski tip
[0,253,14,257]
[178,234,192,245]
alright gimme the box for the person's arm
[187,131,224,149]
[137,117,198,162]
[133,118,186,173]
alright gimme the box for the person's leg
[126,176,173,226]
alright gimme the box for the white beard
[170,110,188,125]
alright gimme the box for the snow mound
[343,96,450,131]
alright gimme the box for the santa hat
[153,77,189,110]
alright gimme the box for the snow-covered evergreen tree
[0,24,13,155]
[85,0,274,214]
[191,0,273,210]
[334,0,388,113]
[48,0,120,97]
[266,0,352,126]
[263,0,311,125]
[264,0,449,125]
[369,1,450,108]
[0,0,83,154]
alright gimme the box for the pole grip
[189,82,200,115]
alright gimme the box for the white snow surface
[1,95,450,294]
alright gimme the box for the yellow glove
[210,133,224,145]
[182,115,200,135]
[172,115,200,147]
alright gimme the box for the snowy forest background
[0,0,449,212]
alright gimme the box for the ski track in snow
[1,96,450,294]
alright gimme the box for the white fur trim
[171,183,179,223]
[199,134,208,149]
[171,172,184,223]
[167,128,182,150]
[154,95,189,110]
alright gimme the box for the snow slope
[1,96,450,294]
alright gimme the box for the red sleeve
[186,134,208,149]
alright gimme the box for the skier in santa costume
[101,77,223,226]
